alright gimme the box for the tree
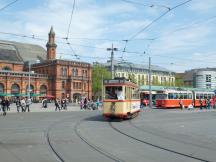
[128,73,137,84]
[175,78,184,87]
[92,64,111,99]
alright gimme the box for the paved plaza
[0,107,216,162]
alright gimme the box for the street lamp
[107,44,118,79]
[28,60,40,100]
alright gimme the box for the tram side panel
[103,101,129,118]
[103,100,140,118]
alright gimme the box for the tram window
[208,94,212,99]
[173,93,178,99]
[188,93,192,99]
[105,87,117,99]
[168,93,173,99]
[196,94,200,99]
[183,93,187,99]
[125,87,130,99]
[200,94,204,99]
[179,93,183,99]
[132,88,139,99]
[204,94,207,99]
[156,94,167,99]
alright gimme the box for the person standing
[199,98,203,110]
[179,99,184,110]
[25,97,31,112]
[1,97,7,116]
[15,97,21,112]
[20,97,26,112]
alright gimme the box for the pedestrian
[80,99,84,110]
[5,98,10,111]
[179,99,184,110]
[55,98,60,111]
[25,97,31,112]
[206,98,210,110]
[84,98,87,109]
[15,97,21,112]
[42,98,47,108]
[1,97,7,116]
[20,97,26,112]
[96,98,100,110]
[63,99,67,110]
[210,98,214,109]
[199,98,203,110]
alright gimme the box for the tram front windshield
[105,86,123,100]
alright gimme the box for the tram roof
[139,85,215,92]
[103,78,137,87]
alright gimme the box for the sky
[0,0,216,72]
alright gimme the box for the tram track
[128,120,216,151]
[46,122,65,162]
[74,120,126,162]
[109,121,210,162]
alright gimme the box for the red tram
[156,89,215,108]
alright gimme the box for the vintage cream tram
[103,78,140,119]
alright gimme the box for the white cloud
[188,0,216,12]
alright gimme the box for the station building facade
[99,60,175,86]
[0,27,92,101]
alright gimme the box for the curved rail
[74,120,125,162]
[46,125,65,162]
[109,121,210,162]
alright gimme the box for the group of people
[0,97,31,116]
[54,98,68,111]
[179,98,216,110]
[0,97,10,116]
[15,97,32,113]
[80,98,100,110]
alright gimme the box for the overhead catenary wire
[66,0,76,39]
[0,0,19,12]
[118,0,171,10]
[128,0,192,40]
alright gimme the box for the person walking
[5,98,10,111]
[55,99,60,111]
[1,97,7,116]
[80,99,84,110]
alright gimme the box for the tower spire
[46,26,57,60]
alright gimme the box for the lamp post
[28,60,40,100]
[107,44,118,79]
[149,56,152,109]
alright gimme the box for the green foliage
[128,73,137,84]
[92,64,111,97]
[175,78,184,87]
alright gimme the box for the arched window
[40,85,47,95]
[0,83,4,93]
[2,66,11,71]
[11,83,20,95]
[26,85,34,95]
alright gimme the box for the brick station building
[0,27,92,101]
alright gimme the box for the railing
[0,70,48,78]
